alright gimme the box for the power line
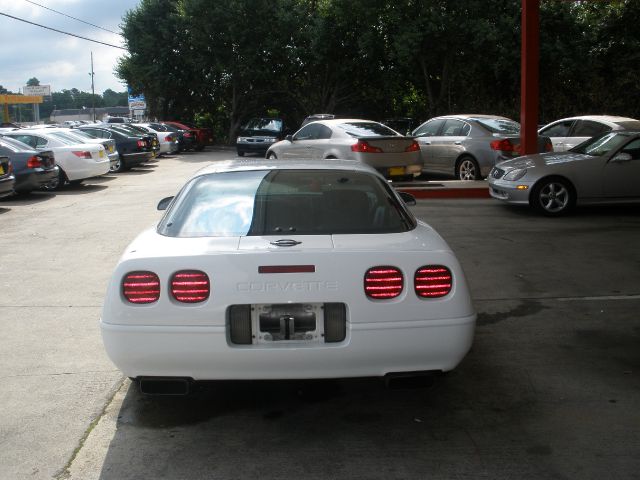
[22,0,122,36]
[0,12,127,50]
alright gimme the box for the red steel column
[521,0,540,155]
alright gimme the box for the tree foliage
[116,0,640,143]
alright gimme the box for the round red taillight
[171,270,210,303]
[414,265,452,298]
[364,266,403,299]
[122,271,160,304]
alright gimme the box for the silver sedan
[265,119,422,180]
[413,114,552,180]
[488,131,640,215]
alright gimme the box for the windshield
[158,169,415,237]
[474,118,520,134]
[570,131,634,156]
[338,122,399,137]
[241,118,283,133]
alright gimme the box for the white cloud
[0,0,139,93]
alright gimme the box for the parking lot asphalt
[1,150,638,480]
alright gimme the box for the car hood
[497,151,589,170]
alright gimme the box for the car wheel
[531,177,575,216]
[456,156,481,181]
[110,157,126,173]
[43,169,66,191]
[237,151,245,157]
[267,152,277,160]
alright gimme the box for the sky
[0,0,141,95]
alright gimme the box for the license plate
[109,145,114,153]
[389,166,406,176]
[99,150,104,158]
[0,165,4,175]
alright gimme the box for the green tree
[26,77,40,87]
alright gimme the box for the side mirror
[398,191,417,206]
[285,134,293,142]
[612,152,632,163]
[157,196,174,210]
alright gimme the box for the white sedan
[4,129,109,189]
[266,119,423,180]
[101,159,476,394]
[539,115,640,152]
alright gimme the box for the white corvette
[101,159,476,394]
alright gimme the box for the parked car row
[0,120,212,195]
[260,113,640,185]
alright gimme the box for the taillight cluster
[364,265,452,300]
[490,139,521,154]
[137,140,146,148]
[351,140,383,153]
[404,140,420,152]
[26,155,43,168]
[122,270,210,304]
[72,151,92,159]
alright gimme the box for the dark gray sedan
[488,131,640,215]
[413,114,552,180]
[0,136,58,194]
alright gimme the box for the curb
[397,187,490,199]
[395,180,490,199]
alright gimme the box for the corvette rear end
[101,160,475,387]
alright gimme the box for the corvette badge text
[237,281,339,292]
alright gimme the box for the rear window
[50,132,85,144]
[473,118,520,134]
[615,120,640,130]
[158,169,415,237]
[0,136,34,152]
[338,122,399,137]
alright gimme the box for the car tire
[267,152,277,160]
[237,151,245,157]
[69,179,83,186]
[43,169,66,191]
[530,177,575,216]
[111,157,126,173]
[456,156,481,181]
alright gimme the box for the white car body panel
[3,130,109,181]
[101,159,476,380]
[539,115,640,152]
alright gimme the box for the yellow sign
[0,94,44,104]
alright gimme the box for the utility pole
[90,51,96,122]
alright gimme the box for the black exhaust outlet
[383,371,438,389]
[138,377,192,396]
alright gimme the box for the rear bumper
[64,158,110,181]
[15,167,59,193]
[0,175,15,198]
[122,152,153,166]
[101,314,475,380]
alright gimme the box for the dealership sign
[127,87,146,110]
[23,85,51,96]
